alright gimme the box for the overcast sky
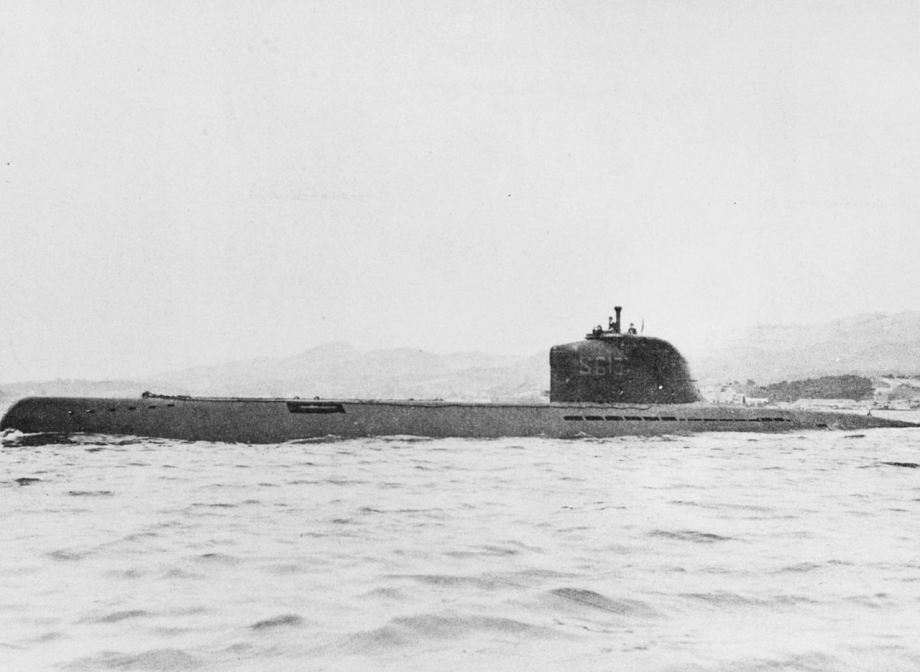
[1,1,918,382]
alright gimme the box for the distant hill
[1,345,550,403]
[144,343,549,401]
[687,311,920,385]
[4,311,920,402]
[750,375,875,403]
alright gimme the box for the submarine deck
[2,394,915,443]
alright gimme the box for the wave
[251,614,305,630]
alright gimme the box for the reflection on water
[3,429,920,671]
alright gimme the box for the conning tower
[550,307,700,404]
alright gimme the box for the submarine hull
[2,395,914,443]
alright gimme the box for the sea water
[3,421,920,671]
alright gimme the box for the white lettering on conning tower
[578,353,626,376]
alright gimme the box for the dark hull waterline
[1,394,914,444]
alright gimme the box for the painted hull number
[579,354,626,376]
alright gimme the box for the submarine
[1,307,915,442]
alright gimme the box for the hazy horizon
[3,306,920,387]
[2,1,917,382]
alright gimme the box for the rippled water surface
[3,425,920,671]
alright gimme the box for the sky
[1,0,918,382]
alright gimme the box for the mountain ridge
[3,310,920,400]
[688,310,920,385]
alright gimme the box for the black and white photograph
[2,1,919,669]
